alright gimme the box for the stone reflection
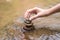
[0,21,59,40]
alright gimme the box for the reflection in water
[0,21,59,40]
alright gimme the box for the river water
[0,0,60,40]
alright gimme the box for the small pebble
[50,35,60,40]
[48,36,54,40]
[55,33,60,38]
[37,34,48,40]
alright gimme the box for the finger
[24,7,44,20]
[29,14,39,21]
[28,7,44,13]
[24,9,36,20]
[24,12,31,20]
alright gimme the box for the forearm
[47,4,60,14]
[29,4,60,20]
[38,4,60,17]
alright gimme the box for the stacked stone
[15,17,35,33]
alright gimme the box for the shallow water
[0,0,60,40]
[0,21,59,40]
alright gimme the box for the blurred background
[0,0,60,38]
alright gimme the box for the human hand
[24,7,44,21]
[24,4,60,21]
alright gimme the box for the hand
[24,7,44,21]
[24,4,60,21]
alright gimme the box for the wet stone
[48,36,54,40]
[50,35,60,40]
[55,33,60,38]
[39,34,48,40]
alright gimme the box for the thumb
[29,15,39,21]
